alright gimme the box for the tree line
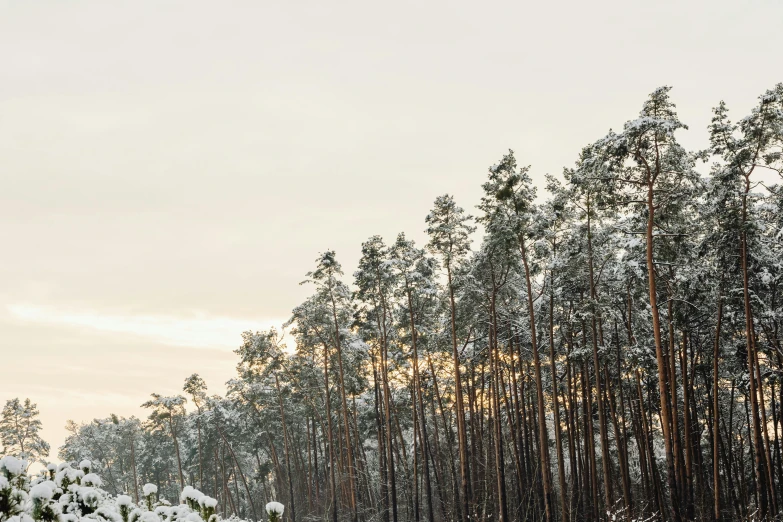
[46,84,783,521]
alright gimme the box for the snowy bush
[1,456,29,521]
[263,503,283,522]
[0,456,261,522]
[195,497,216,522]
[141,485,156,512]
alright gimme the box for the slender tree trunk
[328,288,359,522]
[645,175,682,522]
[519,237,553,522]
[489,291,509,522]
[169,414,185,490]
[405,285,435,522]
[739,170,771,519]
[375,352,390,522]
[373,280,399,522]
[323,342,338,522]
[446,264,471,522]
[275,375,296,522]
[129,428,140,503]
[219,428,259,522]
[545,247,569,522]
[713,283,724,521]
[585,200,613,518]
[195,411,204,492]
[680,330,694,520]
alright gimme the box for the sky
[1,0,781,460]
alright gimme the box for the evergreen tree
[0,398,49,465]
[141,394,187,490]
[425,194,475,522]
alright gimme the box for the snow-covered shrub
[0,456,250,522]
[195,498,216,522]
[115,496,132,522]
[1,457,26,484]
[80,476,100,489]
[177,489,201,514]
[54,467,79,494]
[138,512,160,522]
[140,485,156,512]
[29,482,58,522]
[1,456,29,521]
[264,502,283,522]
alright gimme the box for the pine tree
[184,373,208,491]
[479,151,554,522]
[141,394,187,489]
[0,398,49,465]
[592,87,699,522]
[425,194,475,522]
[390,233,438,522]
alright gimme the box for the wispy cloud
[7,304,284,350]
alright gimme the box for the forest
[4,84,783,522]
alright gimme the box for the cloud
[7,304,284,350]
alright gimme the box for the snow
[116,495,132,507]
[142,483,158,496]
[199,496,217,509]
[30,483,54,500]
[265,502,284,516]
[31,480,56,494]
[79,460,91,470]
[82,473,103,487]
[81,487,100,507]
[180,485,194,501]
[82,473,102,487]
[140,512,161,522]
[0,476,9,490]
[180,485,203,503]
[55,467,79,487]
[8,515,34,522]
[0,456,26,476]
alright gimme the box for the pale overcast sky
[1,0,781,458]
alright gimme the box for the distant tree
[59,415,142,498]
[183,374,208,490]
[0,398,49,465]
[142,394,187,489]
